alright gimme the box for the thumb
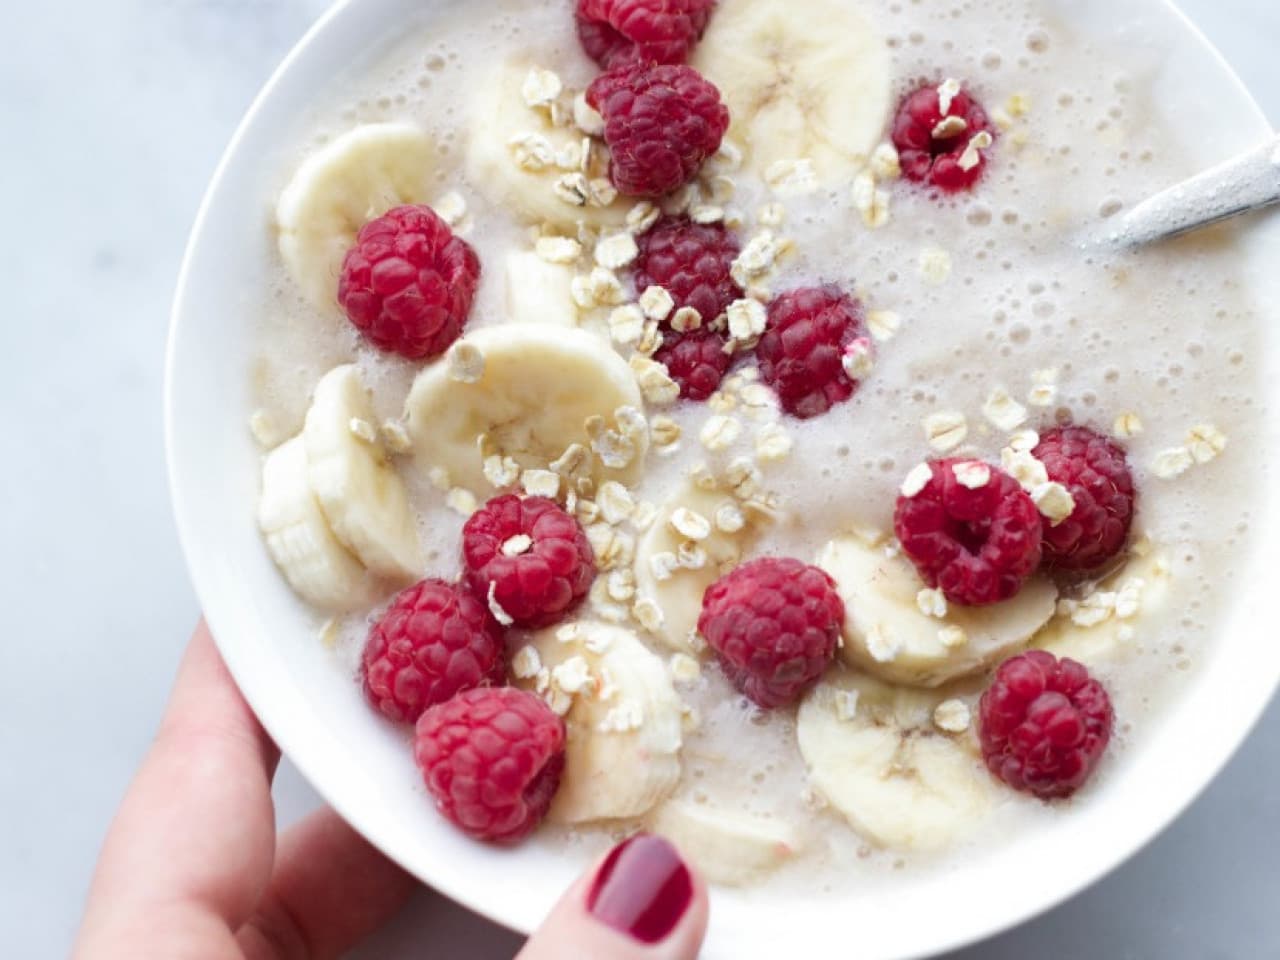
[517,834,709,960]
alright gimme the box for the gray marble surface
[1,1,1276,956]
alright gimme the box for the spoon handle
[1102,134,1280,248]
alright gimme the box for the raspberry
[756,286,872,419]
[338,205,480,360]
[1033,426,1136,572]
[891,82,995,192]
[576,0,715,69]
[414,687,566,843]
[462,495,596,628]
[697,557,844,708]
[655,328,732,400]
[978,651,1114,799]
[634,217,742,325]
[361,579,505,724]
[894,459,1043,606]
[587,64,729,199]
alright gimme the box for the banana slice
[303,365,423,582]
[798,673,996,851]
[649,799,802,886]
[257,437,383,612]
[818,534,1057,688]
[633,483,769,654]
[1034,544,1173,664]
[276,123,439,309]
[521,621,683,823]
[504,251,578,326]
[404,324,647,491]
[692,0,892,189]
[466,59,629,232]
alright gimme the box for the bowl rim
[166,1,1279,956]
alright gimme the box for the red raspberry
[633,216,742,326]
[462,495,596,628]
[1033,426,1136,572]
[338,205,480,360]
[756,285,872,419]
[576,0,716,69]
[361,579,505,724]
[697,557,844,709]
[587,64,729,199]
[978,651,1114,799]
[655,328,732,401]
[414,687,566,843]
[894,459,1043,606]
[891,82,996,192]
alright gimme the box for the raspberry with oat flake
[587,63,729,199]
[654,327,733,401]
[1033,426,1136,572]
[462,495,596,628]
[576,0,716,69]
[894,459,1043,606]
[634,216,743,326]
[362,578,505,724]
[756,285,872,419]
[978,650,1114,800]
[698,557,844,709]
[891,81,996,192]
[414,686,566,843]
[338,204,480,360]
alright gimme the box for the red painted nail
[587,834,693,944]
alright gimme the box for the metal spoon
[1091,134,1280,249]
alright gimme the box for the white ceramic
[166,1,1280,956]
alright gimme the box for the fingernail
[587,834,693,944]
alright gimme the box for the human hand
[74,623,709,959]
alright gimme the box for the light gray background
[2,1,1276,956]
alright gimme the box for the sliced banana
[303,365,423,582]
[466,58,629,232]
[633,483,769,654]
[404,324,647,491]
[504,251,578,326]
[818,534,1057,688]
[797,673,996,851]
[521,621,683,823]
[692,0,891,189]
[276,123,440,309]
[257,437,383,612]
[649,799,802,886]
[1034,544,1173,664]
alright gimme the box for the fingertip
[682,853,711,949]
[519,833,709,960]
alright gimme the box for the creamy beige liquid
[251,0,1264,891]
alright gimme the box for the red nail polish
[587,834,693,944]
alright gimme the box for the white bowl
[166,1,1280,956]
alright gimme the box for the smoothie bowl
[166,0,1280,956]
